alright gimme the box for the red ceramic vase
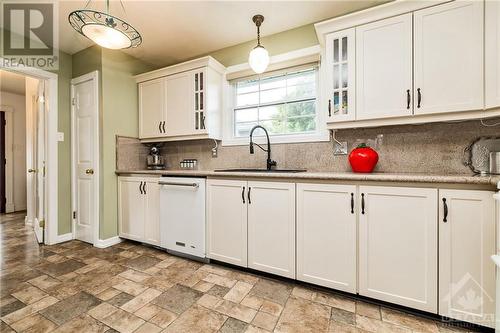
[348,143,379,173]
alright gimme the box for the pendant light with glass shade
[248,15,269,74]
[68,0,142,50]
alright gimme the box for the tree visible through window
[233,67,317,138]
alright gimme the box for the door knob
[28,168,37,173]
[85,169,94,175]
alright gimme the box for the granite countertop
[115,169,500,187]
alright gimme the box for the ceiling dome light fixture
[68,0,142,50]
[248,14,269,74]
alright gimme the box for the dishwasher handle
[159,181,199,188]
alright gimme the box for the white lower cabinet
[296,183,357,292]
[439,190,495,328]
[118,176,160,246]
[247,181,296,279]
[206,179,248,267]
[358,186,438,313]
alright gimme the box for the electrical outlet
[333,141,348,155]
[211,147,218,158]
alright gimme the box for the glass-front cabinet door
[325,28,355,122]
[193,70,207,132]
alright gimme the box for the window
[231,67,320,140]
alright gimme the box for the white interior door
[25,77,43,243]
[72,72,99,244]
[356,14,413,120]
[414,1,483,114]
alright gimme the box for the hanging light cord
[256,23,261,46]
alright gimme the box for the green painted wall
[55,51,73,235]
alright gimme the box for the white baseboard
[55,233,73,243]
[25,217,33,226]
[94,236,122,248]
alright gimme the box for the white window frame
[222,57,328,146]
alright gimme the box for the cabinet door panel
[139,78,165,139]
[414,1,483,114]
[297,184,357,292]
[248,181,295,278]
[486,0,500,109]
[206,179,247,267]
[144,179,160,246]
[439,190,495,328]
[165,71,194,136]
[118,177,145,242]
[358,186,437,313]
[356,14,413,120]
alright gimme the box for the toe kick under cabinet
[206,179,496,327]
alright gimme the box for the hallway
[0,213,482,333]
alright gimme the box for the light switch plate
[57,132,64,142]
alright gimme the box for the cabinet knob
[85,169,94,175]
[28,168,37,173]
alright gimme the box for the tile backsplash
[116,118,500,174]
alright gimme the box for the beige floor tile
[224,281,254,303]
[121,288,162,313]
[149,308,177,328]
[245,325,271,333]
[291,286,316,301]
[381,308,439,333]
[215,300,258,323]
[313,292,356,312]
[356,302,381,320]
[203,274,237,289]
[96,288,121,301]
[87,302,118,321]
[2,296,59,325]
[241,295,265,310]
[251,311,278,331]
[162,305,227,333]
[10,313,55,332]
[100,308,145,333]
[51,314,109,333]
[134,303,163,321]
[135,322,162,333]
[275,296,331,333]
[12,285,47,304]
[197,294,223,310]
[113,279,148,296]
[260,300,283,317]
[356,314,411,333]
[193,281,215,293]
[119,269,151,283]
[27,275,61,291]
[329,321,366,333]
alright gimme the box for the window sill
[222,130,330,147]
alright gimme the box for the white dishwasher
[159,177,206,259]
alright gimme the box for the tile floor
[0,212,484,332]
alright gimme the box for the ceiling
[58,0,387,66]
[0,70,26,96]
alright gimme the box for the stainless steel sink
[214,168,307,173]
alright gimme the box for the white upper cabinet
[439,189,495,328]
[413,1,484,115]
[358,186,438,313]
[247,181,296,279]
[296,183,357,292]
[486,0,500,109]
[136,56,224,142]
[356,14,413,120]
[165,71,194,137]
[325,28,356,122]
[139,78,166,139]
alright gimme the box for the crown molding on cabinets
[134,56,226,83]
[314,0,451,46]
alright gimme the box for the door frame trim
[0,62,59,245]
[0,107,14,213]
[70,71,100,246]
